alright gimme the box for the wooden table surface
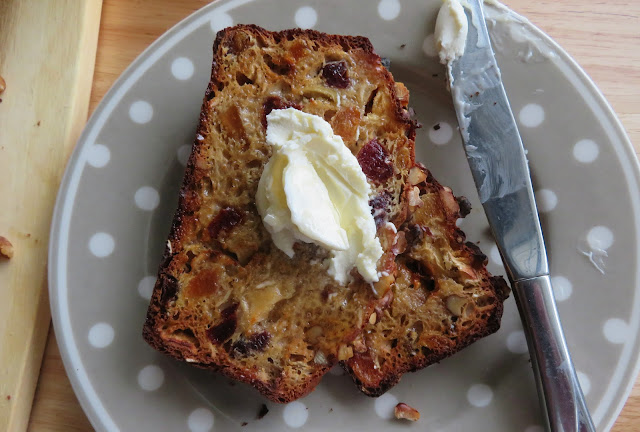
[25,0,640,430]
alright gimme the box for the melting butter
[256,108,383,284]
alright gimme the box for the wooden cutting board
[0,1,103,431]
[12,0,640,431]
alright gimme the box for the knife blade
[448,0,545,282]
[445,1,596,431]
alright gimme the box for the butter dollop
[435,0,469,64]
[256,108,383,284]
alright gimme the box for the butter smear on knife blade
[435,0,469,64]
[433,0,519,203]
[435,0,555,66]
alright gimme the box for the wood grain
[0,1,102,431]
[26,0,640,431]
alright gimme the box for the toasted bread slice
[343,165,510,395]
[143,25,419,403]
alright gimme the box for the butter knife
[446,1,596,431]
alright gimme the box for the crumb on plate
[394,402,420,421]
[257,404,269,419]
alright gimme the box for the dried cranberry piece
[404,224,426,247]
[321,61,350,89]
[232,331,272,357]
[231,341,250,357]
[369,191,392,228]
[406,259,436,292]
[207,303,239,344]
[221,302,239,318]
[357,138,394,183]
[160,276,178,304]
[262,96,301,128]
[208,207,243,239]
[248,331,271,351]
[207,317,236,344]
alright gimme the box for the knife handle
[513,276,596,432]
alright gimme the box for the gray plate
[49,1,640,431]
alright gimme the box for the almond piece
[394,403,420,421]
[440,186,460,215]
[408,166,427,185]
[445,295,467,317]
[394,82,410,107]
[338,344,354,361]
[313,350,328,365]
[392,231,407,255]
[352,336,367,353]
[408,186,423,207]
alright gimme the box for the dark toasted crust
[143,25,419,403]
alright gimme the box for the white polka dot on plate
[422,34,437,57]
[535,189,557,213]
[294,6,317,29]
[129,100,153,124]
[573,139,599,164]
[188,408,214,432]
[489,245,501,266]
[519,103,545,128]
[86,144,111,168]
[576,371,591,396]
[88,322,114,348]
[177,144,192,166]
[467,384,493,407]
[551,276,573,302]
[138,275,156,300]
[429,122,453,145]
[171,57,194,80]
[378,0,401,20]
[135,186,160,211]
[210,11,233,34]
[524,426,545,432]
[137,365,164,391]
[587,226,614,250]
[374,393,398,419]
[603,318,629,344]
[506,330,528,354]
[283,401,308,428]
[89,232,115,257]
